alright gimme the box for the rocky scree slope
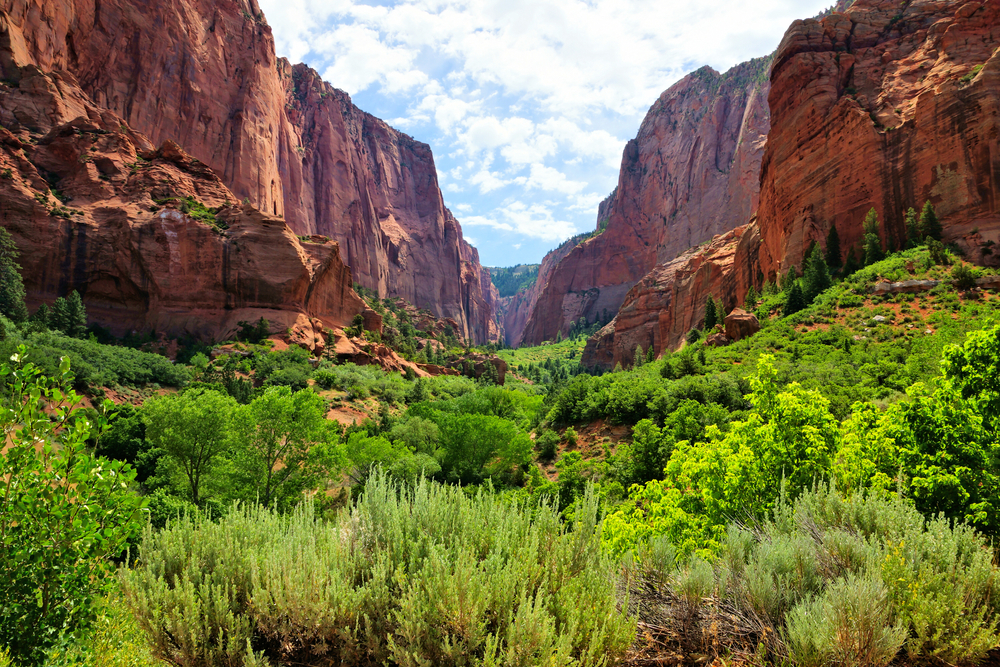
[0,0,498,343]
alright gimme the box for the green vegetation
[623,485,1000,666]
[153,197,228,233]
[0,350,146,664]
[961,63,985,83]
[487,263,539,297]
[5,207,1000,666]
[0,228,27,322]
[123,475,634,667]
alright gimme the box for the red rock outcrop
[584,226,758,369]
[519,57,772,346]
[497,237,577,347]
[756,0,1000,280]
[0,0,498,343]
[585,0,1000,368]
[724,308,760,341]
[0,67,364,342]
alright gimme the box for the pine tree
[825,225,842,268]
[633,346,644,369]
[0,228,27,322]
[50,296,70,333]
[65,291,87,338]
[862,208,884,266]
[803,245,832,303]
[29,303,50,328]
[842,247,860,276]
[782,266,798,294]
[744,285,760,310]
[904,207,921,247]
[920,201,942,241]
[704,296,718,330]
[646,346,655,364]
[783,282,806,316]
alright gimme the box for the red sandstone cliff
[584,0,1000,370]
[0,0,498,343]
[518,57,771,346]
[756,0,1000,280]
[0,66,364,343]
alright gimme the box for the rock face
[0,0,498,343]
[0,67,365,343]
[756,0,1000,281]
[497,237,578,347]
[724,309,760,341]
[519,57,772,346]
[584,226,758,369]
[585,0,1000,368]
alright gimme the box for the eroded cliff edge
[518,57,771,346]
[0,0,498,343]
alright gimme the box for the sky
[257,0,832,267]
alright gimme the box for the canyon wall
[756,0,1000,280]
[0,67,364,343]
[0,0,498,343]
[518,57,771,346]
[584,0,1000,369]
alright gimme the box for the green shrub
[122,476,635,667]
[315,362,407,403]
[785,574,906,667]
[623,484,1000,665]
[535,429,560,461]
[951,262,979,290]
[0,350,146,664]
[23,330,190,388]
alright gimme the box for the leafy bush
[604,357,838,556]
[951,263,979,290]
[535,429,560,461]
[21,330,190,388]
[254,347,313,390]
[122,475,635,667]
[624,485,1000,666]
[0,350,146,664]
[314,362,407,403]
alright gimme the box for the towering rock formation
[756,0,1000,280]
[0,65,364,343]
[0,0,498,343]
[585,0,1000,369]
[518,57,771,346]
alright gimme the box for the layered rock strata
[756,0,1000,281]
[583,225,758,369]
[0,0,498,343]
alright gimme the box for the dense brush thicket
[122,475,634,667]
[624,485,1000,667]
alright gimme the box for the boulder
[705,332,730,347]
[872,280,940,295]
[361,309,383,334]
[724,309,760,342]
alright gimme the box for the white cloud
[462,201,578,242]
[258,0,833,262]
[469,168,508,194]
[516,164,587,195]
